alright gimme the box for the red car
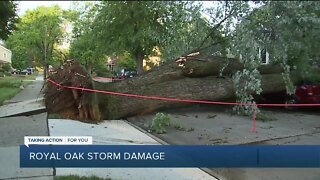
[291,64,320,104]
[257,82,320,106]
[288,82,320,104]
[259,63,320,106]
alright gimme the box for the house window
[3,52,7,58]
[258,48,270,64]
[261,49,267,64]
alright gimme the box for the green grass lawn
[0,73,37,105]
[0,87,21,105]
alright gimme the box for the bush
[150,113,171,134]
[117,52,136,70]
[1,63,11,73]
[93,65,113,77]
[4,72,11,76]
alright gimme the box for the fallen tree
[45,55,301,122]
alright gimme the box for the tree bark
[44,55,301,122]
[135,51,144,74]
[86,62,92,75]
[122,55,283,88]
[180,55,283,77]
[95,73,300,120]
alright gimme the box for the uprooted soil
[45,60,100,121]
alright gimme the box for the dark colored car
[111,70,137,82]
[11,69,20,74]
[20,69,31,75]
[124,70,137,78]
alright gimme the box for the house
[226,47,270,65]
[0,44,12,66]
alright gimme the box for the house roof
[0,44,12,53]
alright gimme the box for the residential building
[226,47,270,65]
[0,44,12,65]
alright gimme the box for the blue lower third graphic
[20,145,320,168]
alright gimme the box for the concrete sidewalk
[50,119,217,180]
[0,113,53,179]
[0,73,45,118]
[0,98,45,118]
[0,73,53,179]
[7,73,44,103]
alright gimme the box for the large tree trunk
[180,55,283,77]
[135,51,144,74]
[45,55,301,122]
[94,74,300,120]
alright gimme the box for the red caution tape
[47,78,320,133]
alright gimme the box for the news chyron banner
[21,136,320,168]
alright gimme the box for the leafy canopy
[5,5,67,69]
[90,1,207,73]
[229,1,320,115]
[0,1,19,40]
[69,2,104,73]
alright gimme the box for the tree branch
[196,38,228,54]
[196,7,236,51]
[176,6,236,61]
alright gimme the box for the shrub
[4,72,11,76]
[93,65,113,77]
[150,113,171,134]
[1,63,11,73]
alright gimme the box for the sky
[17,1,216,16]
[14,1,216,48]
[17,1,73,16]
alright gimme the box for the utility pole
[44,25,47,80]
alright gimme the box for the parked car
[257,81,320,107]
[11,68,20,74]
[113,69,137,80]
[20,68,31,75]
[27,67,35,73]
[124,70,137,78]
[287,81,320,105]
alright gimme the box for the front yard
[0,74,37,105]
